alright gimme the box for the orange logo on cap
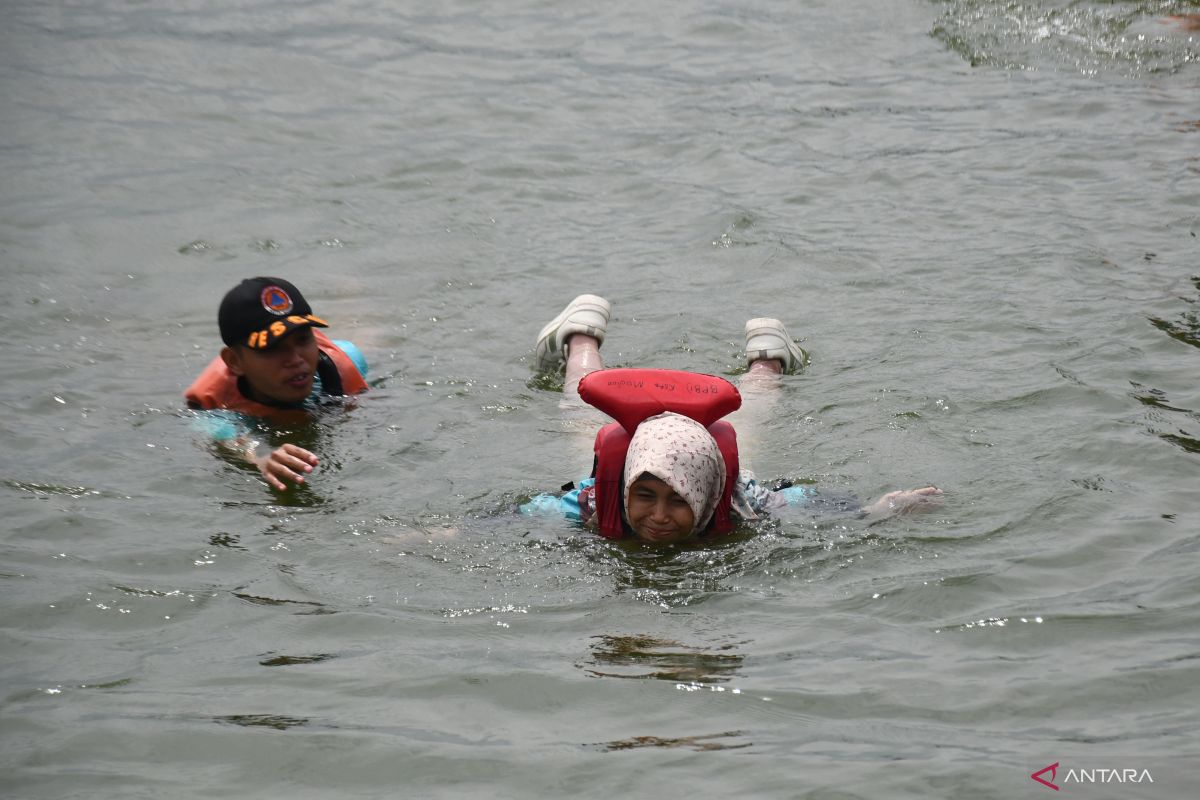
[261,286,293,315]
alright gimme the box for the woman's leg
[534,294,611,401]
[732,319,805,473]
[532,295,612,463]
[560,333,607,463]
[742,357,782,381]
[731,358,783,474]
[564,333,604,400]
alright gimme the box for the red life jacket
[184,329,368,420]
[578,368,742,539]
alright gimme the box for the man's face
[222,327,320,405]
[625,474,697,544]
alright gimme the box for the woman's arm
[861,486,943,517]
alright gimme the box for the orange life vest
[184,329,367,420]
[578,368,742,539]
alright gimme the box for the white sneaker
[534,294,611,371]
[744,318,807,373]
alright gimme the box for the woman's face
[625,474,696,544]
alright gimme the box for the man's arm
[193,410,317,490]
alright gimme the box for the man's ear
[220,346,245,376]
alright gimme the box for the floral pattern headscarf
[623,412,727,532]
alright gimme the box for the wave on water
[931,0,1200,75]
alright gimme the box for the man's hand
[251,443,319,490]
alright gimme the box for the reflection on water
[1139,276,1200,454]
[606,535,766,608]
[231,591,326,610]
[258,653,337,667]
[214,714,309,731]
[1148,276,1200,350]
[1132,383,1200,453]
[589,730,752,752]
[1158,430,1200,454]
[208,532,245,550]
[581,634,745,683]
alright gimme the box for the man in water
[184,276,368,489]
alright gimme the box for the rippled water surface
[2,1,1199,797]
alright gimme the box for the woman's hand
[863,486,942,517]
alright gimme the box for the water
[2,0,1198,797]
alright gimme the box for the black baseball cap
[218,277,328,349]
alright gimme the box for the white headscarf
[623,412,727,533]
